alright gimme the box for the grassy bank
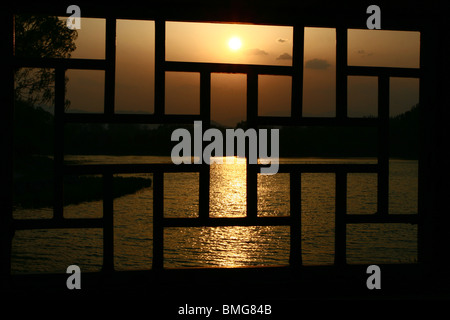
[13,156,152,209]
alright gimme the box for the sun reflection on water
[164,156,292,268]
[209,157,247,218]
[164,226,290,268]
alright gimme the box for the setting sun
[228,37,242,50]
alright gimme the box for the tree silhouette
[14,14,78,107]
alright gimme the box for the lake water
[11,156,418,274]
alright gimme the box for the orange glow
[64,20,420,123]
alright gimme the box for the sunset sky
[64,18,420,126]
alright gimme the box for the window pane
[303,27,336,117]
[165,72,200,114]
[347,76,378,118]
[164,226,290,268]
[164,173,199,218]
[348,29,420,68]
[211,73,246,128]
[65,69,104,113]
[114,173,153,271]
[390,77,419,117]
[258,75,291,117]
[12,229,102,274]
[116,20,155,114]
[209,158,247,218]
[347,224,417,264]
[63,17,105,60]
[301,173,335,265]
[347,173,377,214]
[258,173,290,217]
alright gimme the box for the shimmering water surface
[12,156,418,274]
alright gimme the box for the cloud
[247,48,269,56]
[305,58,331,69]
[276,53,293,60]
[277,38,288,43]
[357,49,374,57]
